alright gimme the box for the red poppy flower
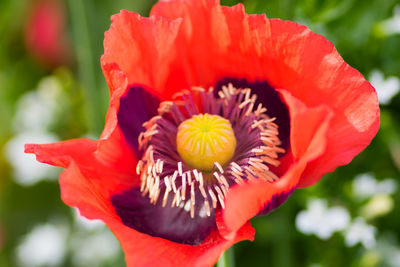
[25,0,380,266]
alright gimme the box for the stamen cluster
[136,84,285,218]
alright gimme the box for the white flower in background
[352,173,398,200]
[73,209,105,231]
[4,132,59,186]
[70,209,120,266]
[71,229,120,267]
[13,76,62,133]
[4,75,64,186]
[296,198,351,240]
[345,217,376,249]
[376,236,400,267]
[388,250,400,267]
[15,223,68,267]
[369,70,400,105]
[378,5,400,35]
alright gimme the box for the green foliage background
[0,0,399,266]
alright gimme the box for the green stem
[68,0,103,134]
[217,246,235,267]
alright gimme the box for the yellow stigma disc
[176,114,236,172]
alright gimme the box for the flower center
[176,114,236,172]
[135,84,285,218]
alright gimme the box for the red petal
[101,61,128,99]
[25,139,254,266]
[25,138,96,168]
[278,90,334,161]
[25,139,137,198]
[151,0,379,186]
[151,0,262,87]
[111,221,253,267]
[102,9,182,99]
[218,90,333,237]
[95,127,138,174]
[266,19,380,187]
[97,62,139,173]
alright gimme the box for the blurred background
[0,0,399,266]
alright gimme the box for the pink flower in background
[24,0,72,68]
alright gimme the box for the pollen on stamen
[135,83,285,219]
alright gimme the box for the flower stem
[68,0,103,134]
[217,246,235,267]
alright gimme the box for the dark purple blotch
[117,85,160,156]
[258,187,296,216]
[215,78,291,150]
[111,188,216,245]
